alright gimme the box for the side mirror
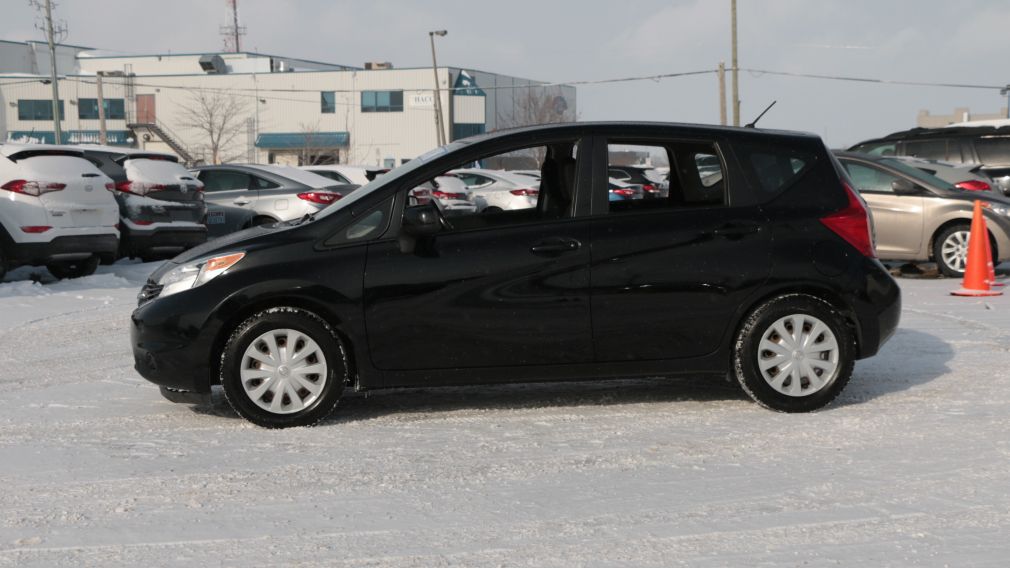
[891,178,919,195]
[402,204,442,237]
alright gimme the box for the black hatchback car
[132,122,901,428]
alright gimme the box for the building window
[78,98,126,120]
[321,91,335,114]
[18,99,64,121]
[361,90,403,113]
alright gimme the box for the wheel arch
[209,294,361,389]
[730,284,861,358]
[928,219,996,261]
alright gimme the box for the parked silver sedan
[190,164,356,237]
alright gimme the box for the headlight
[157,252,245,298]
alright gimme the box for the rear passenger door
[196,169,258,236]
[588,134,773,361]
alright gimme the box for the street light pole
[730,0,740,127]
[43,0,62,142]
[429,30,448,147]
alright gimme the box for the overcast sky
[3,0,1008,147]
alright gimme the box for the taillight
[433,190,467,200]
[820,182,876,258]
[1,180,66,196]
[105,182,115,191]
[642,184,659,193]
[133,220,154,226]
[115,181,167,195]
[955,180,991,192]
[20,225,52,233]
[297,191,342,204]
[611,188,635,197]
[509,188,539,196]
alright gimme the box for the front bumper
[10,233,119,265]
[131,285,222,393]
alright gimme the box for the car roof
[454,121,822,145]
[0,143,175,159]
[851,124,1010,146]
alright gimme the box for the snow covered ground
[1,263,1009,566]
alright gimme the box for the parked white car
[0,145,119,279]
[410,176,478,215]
[301,165,387,186]
[449,169,540,212]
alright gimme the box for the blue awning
[255,131,349,149]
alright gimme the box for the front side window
[361,90,404,112]
[405,140,579,231]
[606,142,726,213]
[18,99,64,121]
[321,91,335,114]
[78,98,126,120]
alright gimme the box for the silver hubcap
[758,314,839,397]
[240,329,328,414]
[941,230,970,273]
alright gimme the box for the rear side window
[842,162,898,193]
[903,139,948,160]
[974,137,1010,164]
[199,170,250,192]
[606,141,726,214]
[850,141,897,156]
[252,176,280,189]
[737,144,815,195]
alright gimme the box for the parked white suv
[0,145,119,279]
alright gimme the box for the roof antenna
[745,100,777,128]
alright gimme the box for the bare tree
[297,122,339,166]
[494,84,576,165]
[177,89,251,164]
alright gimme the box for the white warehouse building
[0,40,577,167]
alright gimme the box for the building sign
[453,70,486,97]
[408,92,435,108]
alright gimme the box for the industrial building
[0,40,576,167]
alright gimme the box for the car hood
[149,225,282,282]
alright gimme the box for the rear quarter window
[735,142,817,196]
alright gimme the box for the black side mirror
[891,178,919,195]
[402,204,443,237]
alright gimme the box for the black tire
[46,255,99,279]
[733,294,855,413]
[220,307,347,428]
[250,216,277,228]
[483,206,504,214]
[933,224,972,278]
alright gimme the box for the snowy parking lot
[1,263,1009,566]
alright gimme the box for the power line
[742,68,1005,91]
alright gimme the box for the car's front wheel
[934,224,972,278]
[733,294,855,412]
[220,307,347,428]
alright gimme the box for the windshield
[879,158,957,191]
[312,141,471,219]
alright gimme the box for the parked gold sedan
[834,151,1010,277]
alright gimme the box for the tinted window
[903,139,948,160]
[455,172,493,187]
[842,162,897,193]
[850,141,897,156]
[974,137,1010,164]
[18,99,64,121]
[252,176,280,189]
[361,90,404,112]
[878,158,956,191]
[741,146,814,194]
[320,91,335,114]
[199,170,250,192]
[78,98,126,120]
[325,197,393,245]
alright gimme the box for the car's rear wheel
[46,255,99,279]
[220,307,347,428]
[733,294,854,412]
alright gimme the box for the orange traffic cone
[952,200,1003,297]
[983,222,1005,287]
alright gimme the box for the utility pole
[730,0,740,127]
[42,0,63,142]
[95,71,107,145]
[1002,85,1010,119]
[718,61,727,126]
[429,30,448,147]
[230,0,241,52]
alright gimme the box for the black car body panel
[131,122,901,395]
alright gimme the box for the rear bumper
[851,258,902,359]
[9,233,119,265]
[122,224,208,258]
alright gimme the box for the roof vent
[198,54,227,74]
[364,61,393,70]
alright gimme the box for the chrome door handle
[233,198,251,205]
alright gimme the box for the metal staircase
[127,121,195,165]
